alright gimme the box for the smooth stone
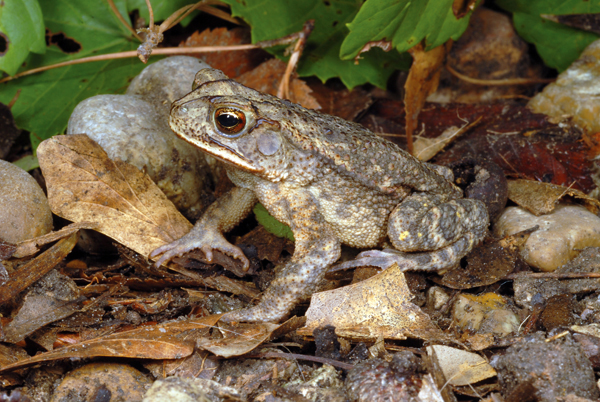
[67,56,213,221]
[529,38,600,134]
[494,204,600,272]
[0,160,52,243]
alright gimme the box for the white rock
[494,204,600,271]
[529,38,600,134]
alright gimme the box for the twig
[145,0,155,29]
[0,45,258,84]
[7,89,21,109]
[277,20,314,99]
[137,0,241,62]
[106,0,143,41]
[446,64,555,86]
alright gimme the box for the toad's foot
[150,230,249,270]
[332,235,479,272]
[331,249,413,272]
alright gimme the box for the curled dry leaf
[0,233,77,305]
[404,42,446,153]
[13,222,98,258]
[353,40,393,64]
[0,315,222,374]
[507,179,600,216]
[440,227,535,289]
[37,135,192,259]
[414,116,481,161]
[0,314,296,374]
[298,264,446,342]
[197,321,280,358]
[3,271,85,343]
[427,345,496,386]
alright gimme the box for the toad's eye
[214,108,246,135]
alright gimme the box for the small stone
[143,376,242,402]
[529,38,600,134]
[0,160,52,243]
[493,204,600,272]
[67,56,214,221]
[452,293,520,337]
[426,286,450,311]
[493,332,599,401]
[54,362,151,402]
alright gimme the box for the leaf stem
[0,45,259,84]
[106,0,143,42]
[446,64,555,86]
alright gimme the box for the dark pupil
[217,112,239,128]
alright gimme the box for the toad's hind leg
[386,193,489,270]
[331,193,489,273]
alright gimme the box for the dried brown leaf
[197,321,280,358]
[181,28,265,78]
[507,179,600,216]
[353,40,393,64]
[37,135,192,259]
[404,43,446,153]
[13,222,97,258]
[439,226,535,290]
[0,315,224,373]
[237,58,321,110]
[452,0,478,19]
[426,345,496,386]
[0,233,77,305]
[3,294,86,344]
[299,264,446,341]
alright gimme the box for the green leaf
[253,203,294,242]
[340,0,472,60]
[512,13,598,72]
[0,0,46,76]
[220,0,411,89]
[496,0,600,71]
[0,0,158,147]
[495,0,600,15]
[125,0,200,25]
[13,155,39,172]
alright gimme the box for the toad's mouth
[201,136,263,173]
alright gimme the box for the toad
[151,68,489,323]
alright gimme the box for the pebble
[493,204,600,272]
[67,56,213,221]
[452,293,520,337]
[0,160,52,243]
[529,38,600,134]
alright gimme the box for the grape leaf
[340,0,472,60]
[496,0,600,71]
[0,0,46,76]
[126,0,200,25]
[220,0,411,89]
[0,0,169,147]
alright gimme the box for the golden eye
[214,108,246,135]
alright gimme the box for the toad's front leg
[222,190,341,323]
[150,187,257,268]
